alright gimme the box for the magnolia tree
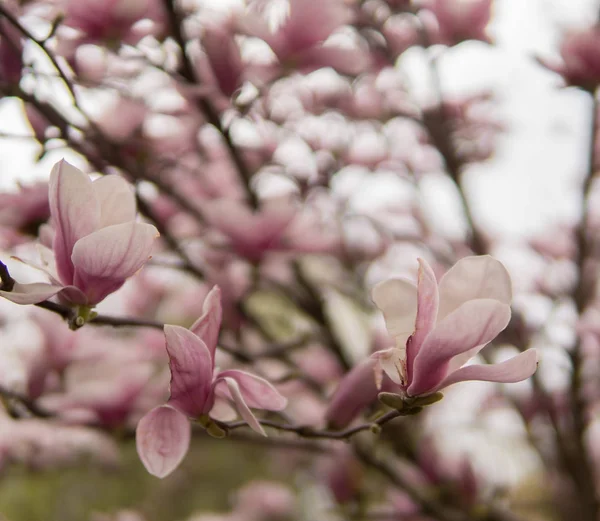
[0,0,597,520]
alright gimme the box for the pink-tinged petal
[217,370,287,411]
[437,350,539,391]
[325,358,379,429]
[136,405,190,478]
[49,160,99,284]
[72,222,158,280]
[224,377,266,436]
[210,397,237,422]
[372,348,405,387]
[407,259,439,379]
[190,285,222,360]
[0,282,64,304]
[282,0,351,52]
[164,325,214,417]
[437,255,512,321]
[92,175,136,227]
[408,299,511,397]
[371,278,417,343]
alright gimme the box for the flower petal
[49,160,99,284]
[92,175,136,228]
[217,369,287,411]
[190,285,222,360]
[164,325,214,417]
[371,278,417,343]
[408,299,511,397]
[224,376,266,436]
[325,358,379,429]
[407,259,439,379]
[72,222,158,280]
[437,255,512,321]
[136,405,190,478]
[437,350,538,390]
[0,282,64,304]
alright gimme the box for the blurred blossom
[239,0,369,76]
[0,407,119,470]
[539,25,600,91]
[233,480,296,520]
[421,0,493,46]
[59,0,166,49]
[0,181,50,249]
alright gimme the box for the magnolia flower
[423,0,492,46]
[326,256,538,428]
[0,160,158,310]
[538,26,600,90]
[61,0,165,46]
[136,287,287,478]
[239,0,368,76]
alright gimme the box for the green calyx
[378,391,444,413]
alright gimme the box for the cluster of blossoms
[0,0,598,519]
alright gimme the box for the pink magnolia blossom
[136,286,287,478]
[423,0,493,46]
[326,256,538,428]
[196,22,245,100]
[60,0,165,47]
[539,26,600,90]
[0,160,158,309]
[240,0,368,76]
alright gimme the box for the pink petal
[325,358,379,429]
[72,222,158,279]
[49,160,99,284]
[224,377,266,436]
[0,282,64,304]
[372,348,405,387]
[164,325,214,417]
[408,299,511,397]
[407,259,439,378]
[136,405,190,478]
[282,0,350,52]
[210,398,237,422]
[300,46,370,75]
[437,350,539,391]
[371,278,417,344]
[437,255,512,321]
[216,370,287,411]
[92,175,136,228]
[190,285,222,360]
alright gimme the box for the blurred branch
[0,5,84,115]
[565,88,600,520]
[161,0,258,208]
[222,408,409,440]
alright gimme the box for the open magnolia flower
[136,287,288,478]
[0,160,158,311]
[326,255,538,428]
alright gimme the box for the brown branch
[161,0,258,208]
[221,409,409,440]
